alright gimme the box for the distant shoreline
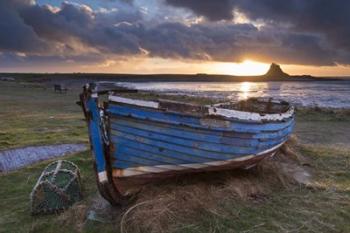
[0,72,347,84]
[1,63,349,83]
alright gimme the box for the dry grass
[120,139,312,233]
[0,81,87,150]
[58,204,88,232]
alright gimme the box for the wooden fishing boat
[79,82,295,205]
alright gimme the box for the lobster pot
[30,160,82,214]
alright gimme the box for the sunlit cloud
[232,10,265,29]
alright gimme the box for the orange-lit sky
[3,57,350,77]
[1,0,350,76]
[60,58,350,76]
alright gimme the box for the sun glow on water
[239,82,252,100]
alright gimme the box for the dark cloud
[164,0,350,62]
[165,0,234,21]
[237,0,350,51]
[19,1,143,55]
[0,0,348,68]
[0,0,50,54]
[140,22,333,65]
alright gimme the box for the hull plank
[112,148,278,180]
[110,117,294,145]
[113,137,213,163]
[110,134,288,168]
[111,135,239,161]
[110,120,291,150]
[111,116,294,140]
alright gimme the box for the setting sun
[211,60,270,76]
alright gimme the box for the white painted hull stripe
[109,96,159,109]
[208,106,294,122]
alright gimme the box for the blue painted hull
[107,105,294,170]
[80,82,295,204]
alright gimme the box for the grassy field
[0,81,87,150]
[0,81,349,233]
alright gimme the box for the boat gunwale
[108,94,294,123]
[106,104,295,133]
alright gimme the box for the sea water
[117,80,350,109]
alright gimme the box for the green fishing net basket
[30,160,82,215]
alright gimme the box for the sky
[1,0,350,76]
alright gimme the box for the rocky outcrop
[264,63,290,78]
